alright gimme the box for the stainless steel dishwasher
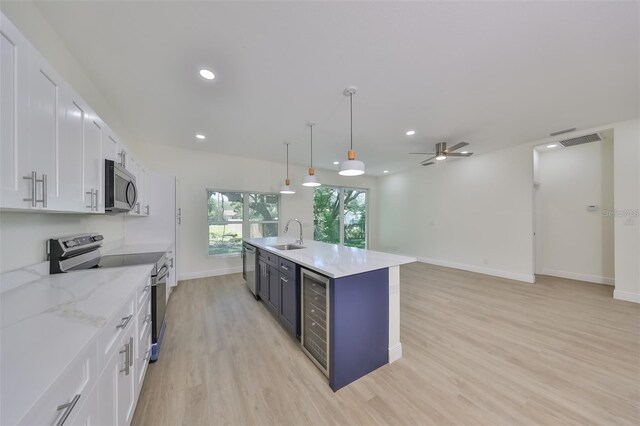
[242,243,258,299]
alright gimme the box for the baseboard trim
[416,257,535,283]
[542,269,614,286]
[389,343,402,363]
[178,266,242,281]
[613,290,640,304]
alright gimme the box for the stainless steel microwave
[105,159,137,213]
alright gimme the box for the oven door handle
[154,265,169,284]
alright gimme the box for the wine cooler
[300,268,330,377]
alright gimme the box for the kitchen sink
[270,244,305,251]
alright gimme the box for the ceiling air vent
[559,133,601,147]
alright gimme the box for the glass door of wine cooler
[300,268,330,377]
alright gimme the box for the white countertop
[244,237,416,278]
[0,265,153,425]
[103,240,173,256]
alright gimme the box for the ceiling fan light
[338,159,365,176]
[435,154,447,161]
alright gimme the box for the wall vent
[559,133,601,147]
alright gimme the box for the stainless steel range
[48,234,168,362]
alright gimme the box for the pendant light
[338,87,365,176]
[302,121,321,187]
[280,142,295,194]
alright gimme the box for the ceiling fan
[410,142,473,166]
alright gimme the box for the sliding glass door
[313,186,368,248]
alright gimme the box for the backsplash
[0,211,124,273]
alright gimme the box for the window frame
[313,185,369,249]
[206,188,280,257]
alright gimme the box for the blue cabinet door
[267,264,280,313]
[258,260,269,301]
[279,273,297,336]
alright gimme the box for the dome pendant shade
[280,178,295,194]
[302,167,321,187]
[338,88,365,177]
[339,149,365,176]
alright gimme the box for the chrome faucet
[284,218,303,245]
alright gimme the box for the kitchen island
[244,237,415,391]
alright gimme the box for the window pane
[207,191,243,255]
[207,191,243,223]
[249,193,279,221]
[208,223,243,255]
[343,189,367,248]
[313,187,340,244]
[249,222,279,238]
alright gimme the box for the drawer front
[136,275,152,310]
[258,249,279,267]
[20,341,98,426]
[97,296,135,371]
[279,258,296,277]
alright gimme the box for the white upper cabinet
[27,46,65,211]
[1,14,31,209]
[1,12,148,216]
[60,86,88,212]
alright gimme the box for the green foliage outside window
[313,187,367,249]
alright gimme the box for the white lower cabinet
[19,341,97,426]
[17,278,152,426]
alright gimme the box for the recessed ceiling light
[199,69,215,80]
[460,151,468,154]
[195,134,206,140]
[333,161,339,165]
[405,130,416,136]
[546,144,557,148]
[383,170,389,173]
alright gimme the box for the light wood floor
[132,263,640,425]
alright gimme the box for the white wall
[0,212,123,273]
[0,2,130,274]
[137,144,378,280]
[537,138,614,284]
[378,143,536,283]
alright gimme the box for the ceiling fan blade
[420,155,437,164]
[409,152,436,155]
[421,162,435,166]
[446,142,469,152]
[446,152,473,157]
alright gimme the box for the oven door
[150,263,168,361]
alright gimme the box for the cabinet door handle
[281,276,289,283]
[56,394,81,426]
[93,189,99,211]
[119,342,130,375]
[146,204,150,215]
[116,314,133,329]
[129,336,134,367]
[23,171,37,206]
[36,174,47,207]
[281,265,289,271]
[169,258,174,268]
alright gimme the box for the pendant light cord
[350,92,353,150]
[286,144,289,179]
[310,125,313,168]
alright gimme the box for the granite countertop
[0,265,153,425]
[103,240,173,256]
[244,237,416,278]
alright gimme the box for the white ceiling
[35,0,639,175]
